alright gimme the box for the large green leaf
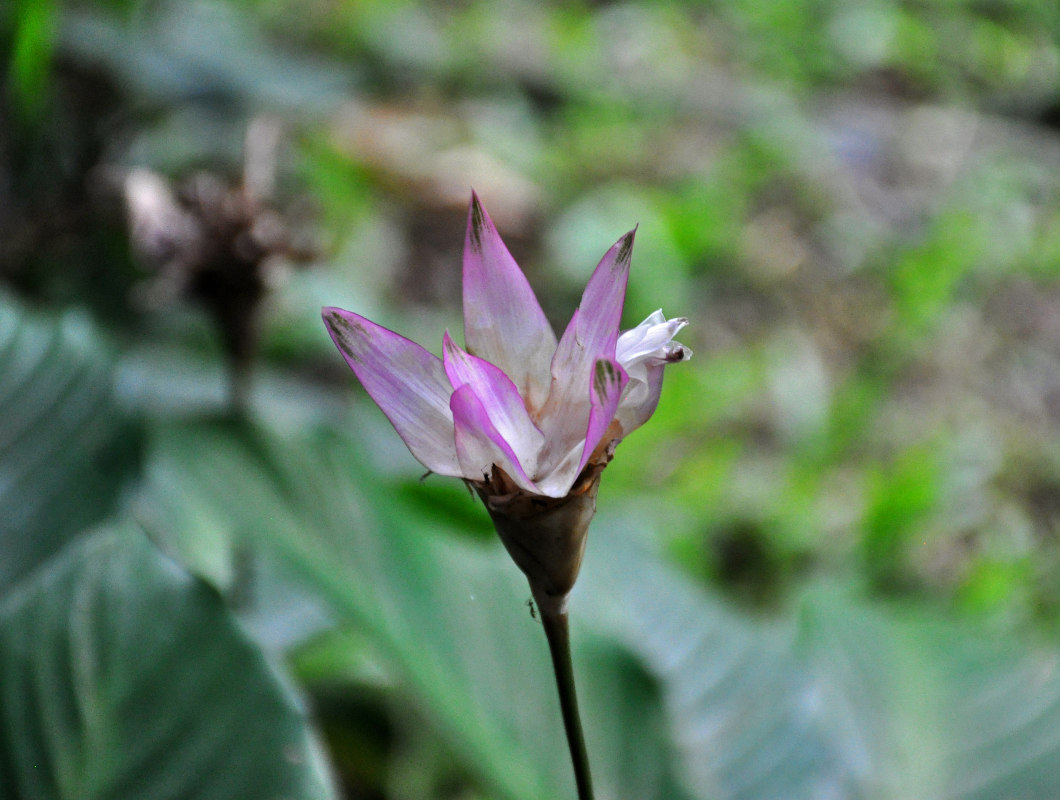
[581,527,846,800]
[136,418,690,800]
[0,521,335,800]
[0,296,140,593]
[581,523,1060,800]
[810,599,1060,800]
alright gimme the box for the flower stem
[536,595,594,800]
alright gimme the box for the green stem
[536,595,594,800]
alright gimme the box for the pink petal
[536,358,628,497]
[450,384,540,493]
[462,192,556,412]
[579,358,629,473]
[322,307,460,476]
[567,227,635,360]
[442,332,545,477]
[536,229,635,473]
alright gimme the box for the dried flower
[124,119,313,409]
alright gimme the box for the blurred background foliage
[4,0,1060,797]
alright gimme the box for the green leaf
[0,296,140,594]
[0,521,335,800]
[890,208,986,338]
[581,527,843,800]
[861,444,941,590]
[799,589,1060,800]
[582,523,1060,800]
[9,0,56,120]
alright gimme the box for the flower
[323,192,689,603]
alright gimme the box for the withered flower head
[124,119,313,408]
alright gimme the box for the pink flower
[326,193,689,795]
[323,192,689,503]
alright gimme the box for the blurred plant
[323,192,689,799]
[7,0,56,122]
[123,117,314,411]
[0,52,127,310]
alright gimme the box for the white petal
[615,311,691,436]
[533,442,584,498]
[616,310,687,365]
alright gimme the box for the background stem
[537,598,594,800]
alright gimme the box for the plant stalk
[536,593,594,800]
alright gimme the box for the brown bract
[470,442,616,614]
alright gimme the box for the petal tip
[442,329,459,356]
[466,191,491,253]
[670,343,692,362]
[612,227,637,269]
